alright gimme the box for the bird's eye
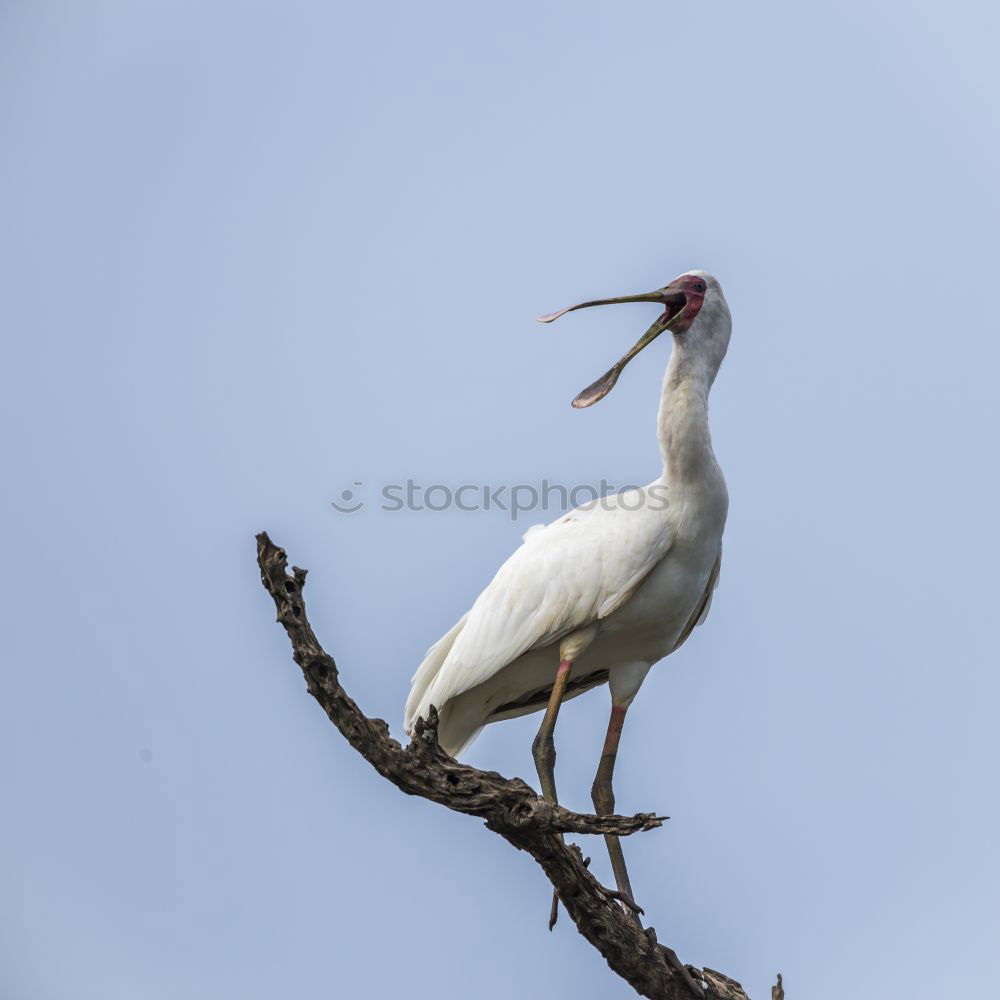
[695,282,706,293]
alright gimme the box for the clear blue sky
[3,3,998,998]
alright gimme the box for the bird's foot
[604,888,644,918]
[645,928,707,997]
[664,948,707,999]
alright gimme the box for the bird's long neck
[657,343,719,487]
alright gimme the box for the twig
[256,531,758,1000]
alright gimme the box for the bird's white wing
[404,612,469,728]
[412,488,674,722]
[670,546,721,653]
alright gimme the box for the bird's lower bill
[536,288,690,408]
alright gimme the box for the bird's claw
[604,888,644,916]
[660,943,707,997]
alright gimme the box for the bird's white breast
[596,479,727,662]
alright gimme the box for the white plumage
[404,270,732,759]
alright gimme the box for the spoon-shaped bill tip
[536,307,572,323]
[571,368,621,408]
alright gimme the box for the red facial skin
[666,274,708,333]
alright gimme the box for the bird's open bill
[537,288,689,408]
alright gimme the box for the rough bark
[255,531,771,1000]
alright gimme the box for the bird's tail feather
[403,613,468,735]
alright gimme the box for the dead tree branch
[255,531,762,1000]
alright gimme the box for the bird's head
[538,270,730,408]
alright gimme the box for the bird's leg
[591,703,640,920]
[531,658,572,804]
[531,657,573,929]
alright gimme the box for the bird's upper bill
[538,273,708,408]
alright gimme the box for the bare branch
[256,531,757,1000]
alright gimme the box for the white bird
[404,270,731,918]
